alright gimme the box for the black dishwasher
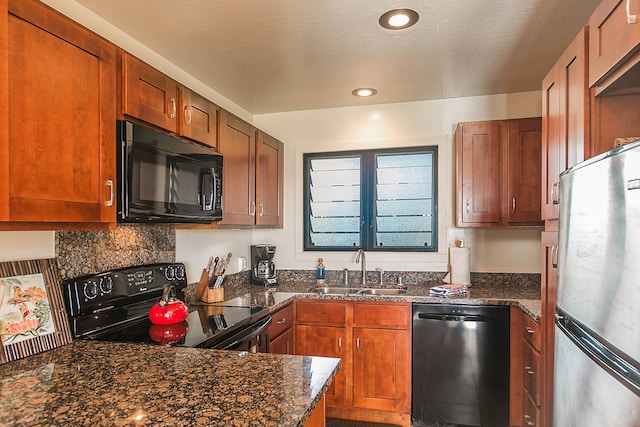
[412,304,509,427]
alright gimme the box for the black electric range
[62,263,271,350]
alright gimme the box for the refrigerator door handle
[556,310,640,396]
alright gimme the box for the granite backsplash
[55,225,175,279]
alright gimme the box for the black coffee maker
[251,245,278,286]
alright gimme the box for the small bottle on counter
[316,258,326,285]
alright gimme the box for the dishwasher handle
[417,313,498,322]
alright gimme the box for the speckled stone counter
[189,272,542,322]
[0,341,340,427]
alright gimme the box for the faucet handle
[375,268,384,284]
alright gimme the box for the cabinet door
[1,0,116,224]
[541,28,589,221]
[352,327,410,413]
[122,53,177,132]
[456,121,502,226]
[269,328,293,355]
[178,86,218,149]
[256,131,284,227]
[295,325,347,407]
[504,118,542,225]
[218,111,256,226]
[589,0,640,87]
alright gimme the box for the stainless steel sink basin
[309,287,407,296]
[358,288,407,295]
[310,287,362,295]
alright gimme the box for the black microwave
[117,120,223,223]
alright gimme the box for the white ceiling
[75,0,600,114]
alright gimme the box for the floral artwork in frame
[0,274,56,345]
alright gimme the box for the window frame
[303,146,438,252]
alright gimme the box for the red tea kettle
[148,285,189,325]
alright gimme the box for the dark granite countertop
[0,341,340,427]
[194,276,542,322]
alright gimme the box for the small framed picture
[0,259,72,363]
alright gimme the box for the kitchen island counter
[0,340,340,427]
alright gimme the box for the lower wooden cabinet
[268,303,294,355]
[294,300,411,427]
[304,394,326,427]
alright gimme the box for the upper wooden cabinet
[256,130,284,227]
[0,0,116,228]
[541,27,590,221]
[178,86,218,149]
[122,53,178,133]
[588,0,640,88]
[218,110,284,228]
[456,118,542,227]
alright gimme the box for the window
[303,146,437,251]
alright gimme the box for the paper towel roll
[448,247,471,285]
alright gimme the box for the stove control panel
[63,263,188,317]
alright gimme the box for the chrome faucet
[355,249,366,285]
[375,268,384,285]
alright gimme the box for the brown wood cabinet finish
[294,300,410,427]
[122,53,178,132]
[1,0,116,226]
[178,86,218,149]
[456,118,542,227]
[256,130,284,227]
[540,231,558,427]
[588,0,640,87]
[304,395,326,427]
[269,303,294,355]
[509,307,525,427]
[541,28,590,221]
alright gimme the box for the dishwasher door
[412,304,509,427]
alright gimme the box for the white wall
[253,92,543,273]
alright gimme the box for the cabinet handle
[525,327,535,335]
[259,202,264,217]
[524,366,535,375]
[551,181,560,204]
[168,97,176,119]
[627,0,637,23]
[276,318,286,324]
[466,201,470,214]
[551,245,558,269]
[249,202,256,216]
[184,105,192,126]
[105,180,114,207]
[338,337,342,353]
[512,198,516,213]
[356,337,360,352]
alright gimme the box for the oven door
[118,120,223,223]
[209,316,271,353]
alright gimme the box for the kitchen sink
[309,287,407,296]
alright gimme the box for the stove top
[62,263,269,348]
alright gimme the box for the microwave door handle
[199,169,208,211]
[209,167,216,211]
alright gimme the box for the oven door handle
[213,316,272,351]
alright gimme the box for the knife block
[195,269,224,303]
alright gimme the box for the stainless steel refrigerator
[554,142,640,426]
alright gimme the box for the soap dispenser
[316,258,326,285]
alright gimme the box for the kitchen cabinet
[218,110,284,228]
[588,0,640,88]
[456,118,542,227]
[121,53,219,149]
[0,0,116,229]
[541,28,590,221]
[121,52,178,133]
[294,300,411,427]
[177,86,219,149]
[510,307,543,427]
[304,395,326,427]
[540,231,558,427]
[269,303,294,355]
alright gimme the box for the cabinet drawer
[522,341,542,406]
[295,301,347,325]
[522,392,540,427]
[522,314,541,351]
[353,302,409,329]
[270,303,293,339]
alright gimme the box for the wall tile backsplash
[56,225,175,279]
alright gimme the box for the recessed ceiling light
[352,88,378,97]
[379,9,419,30]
